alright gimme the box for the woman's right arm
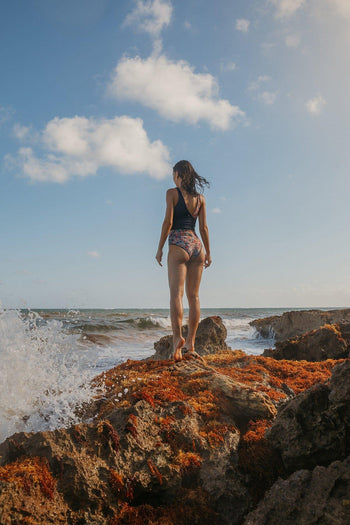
[155,189,174,266]
[198,196,212,268]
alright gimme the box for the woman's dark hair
[173,160,210,196]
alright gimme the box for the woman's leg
[168,244,189,360]
[185,248,205,352]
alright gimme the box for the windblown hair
[173,160,210,196]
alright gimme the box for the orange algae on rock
[132,370,187,408]
[206,349,341,398]
[147,458,163,485]
[256,356,342,394]
[109,469,124,495]
[187,387,220,420]
[176,451,202,470]
[0,456,56,500]
[132,390,156,407]
[200,421,237,448]
[154,415,176,430]
[108,489,220,525]
[238,419,285,503]
[0,342,346,524]
[97,420,120,452]
[125,414,138,438]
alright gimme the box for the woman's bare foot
[173,336,185,362]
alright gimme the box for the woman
[156,160,211,362]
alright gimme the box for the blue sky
[1,0,350,309]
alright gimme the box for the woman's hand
[204,252,212,268]
[156,248,163,266]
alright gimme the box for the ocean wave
[67,322,123,333]
[222,318,253,329]
[0,307,97,443]
[79,333,115,346]
[119,315,171,330]
[136,315,171,329]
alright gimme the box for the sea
[0,306,335,444]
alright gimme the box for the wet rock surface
[243,456,350,525]
[0,313,349,524]
[263,322,350,361]
[151,315,229,360]
[266,359,350,471]
[250,308,350,341]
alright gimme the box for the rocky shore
[1,309,349,524]
[250,308,350,341]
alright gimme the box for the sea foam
[0,307,97,444]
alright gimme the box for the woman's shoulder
[166,187,178,201]
[166,187,179,196]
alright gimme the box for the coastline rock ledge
[250,308,350,342]
[0,313,349,524]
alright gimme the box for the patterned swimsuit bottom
[168,229,202,258]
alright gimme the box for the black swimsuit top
[171,188,201,231]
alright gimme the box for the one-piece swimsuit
[168,188,202,258]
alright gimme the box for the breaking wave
[0,307,97,444]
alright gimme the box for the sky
[1,0,350,309]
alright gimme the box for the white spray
[0,306,97,444]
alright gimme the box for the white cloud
[0,106,15,126]
[123,0,172,37]
[328,0,350,18]
[107,54,245,130]
[5,115,171,183]
[305,95,326,115]
[87,251,100,258]
[269,0,305,19]
[285,34,301,47]
[212,208,221,214]
[220,61,237,72]
[259,91,278,105]
[13,123,31,140]
[235,18,250,32]
[248,76,278,105]
[248,75,272,91]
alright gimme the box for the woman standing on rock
[156,160,212,362]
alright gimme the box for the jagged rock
[172,359,277,424]
[151,316,229,360]
[262,323,349,361]
[0,350,345,524]
[337,321,350,345]
[250,308,350,342]
[0,455,69,524]
[266,360,350,471]
[243,456,350,525]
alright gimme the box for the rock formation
[151,316,229,360]
[243,456,350,525]
[263,322,350,361]
[250,308,350,341]
[243,359,350,525]
[266,359,350,471]
[0,348,341,524]
[1,314,349,524]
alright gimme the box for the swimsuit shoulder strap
[193,194,201,217]
[175,187,183,205]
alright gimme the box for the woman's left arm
[156,189,174,266]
